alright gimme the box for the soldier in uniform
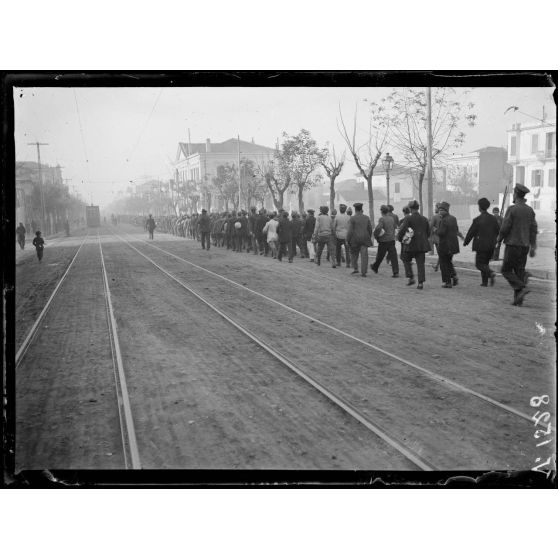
[346,202,372,277]
[497,183,538,306]
[370,205,399,277]
[313,206,336,268]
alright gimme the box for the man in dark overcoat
[436,201,461,288]
[497,183,538,306]
[346,202,373,277]
[463,198,500,286]
[397,200,430,289]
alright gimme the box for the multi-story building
[507,119,556,220]
[446,147,512,206]
[173,137,276,211]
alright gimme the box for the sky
[14,85,555,208]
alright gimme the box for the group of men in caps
[157,181,537,307]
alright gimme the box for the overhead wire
[126,88,164,163]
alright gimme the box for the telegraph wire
[126,88,164,163]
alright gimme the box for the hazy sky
[14,86,554,207]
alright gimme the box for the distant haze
[14,86,554,208]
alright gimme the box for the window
[546,132,556,158]
[394,182,400,194]
[516,166,525,184]
[532,200,541,210]
[531,169,543,187]
[549,168,556,188]
[510,136,516,156]
[531,134,539,154]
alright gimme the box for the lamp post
[382,152,394,206]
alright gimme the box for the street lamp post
[382,152,394,206]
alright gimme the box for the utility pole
[426,87,434,219]
[28,141,49,233]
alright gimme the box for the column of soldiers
[139,182,537,307]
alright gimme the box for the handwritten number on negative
[530,395,550,407]
[532,411,551,427]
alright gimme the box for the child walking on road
[32,231,45,262]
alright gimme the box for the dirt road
[13,225,556,472]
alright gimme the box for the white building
[507,119,556,221]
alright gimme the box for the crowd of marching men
[138,182,538,306]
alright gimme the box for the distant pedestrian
[290,211,304,258]
[371,205,399,277]
[334,204,351,268]
[32,231,45,262]
[497,183,538,306]
[463,198,500,287]
[16,222,26,250]
[64,219,70,237]
[198,209,211,250]
[346,202,372,277]
[303,209,316,262]
[313,206,336,268]
[397,200,430,289]
[436,201,462,288]
[146,214,156,240]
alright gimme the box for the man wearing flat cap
[437,201,463,288]
[497,183,538,306]
[333,203,351,268]
[346,202,373,277]
[463,198,500,286]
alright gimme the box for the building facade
[173,137,276,212]
[507,119,556,221]
[446,147,513,206]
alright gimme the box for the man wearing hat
[437,201,462,288]
[346,202,373,277]
[371,205,399,276]
[397,200,430,288]
[463,198,500,286]
[497,183,538,306]
[313,206,336,267]
[303,209,316,261]
[198,208,211,250]
[333,203,351,267]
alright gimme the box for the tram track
[107,230,550,469]
[116,231,546,430]
[109,231,434,470]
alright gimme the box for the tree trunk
[329,176,336,211]
[418,171,424,213]
[366,174,375,228]
[298,186,305,213]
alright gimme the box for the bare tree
[370,87,476,214]
[320,143,345,211]
[256,153,292,211]
[338,104,389,228]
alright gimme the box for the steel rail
[123,232,550,429]
[116,233,434,471]
[98,234,142,469]
[15,235,90,367]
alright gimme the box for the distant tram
[86,205,101,227]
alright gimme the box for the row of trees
[112,88,476,226]
[22,183,87,234]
